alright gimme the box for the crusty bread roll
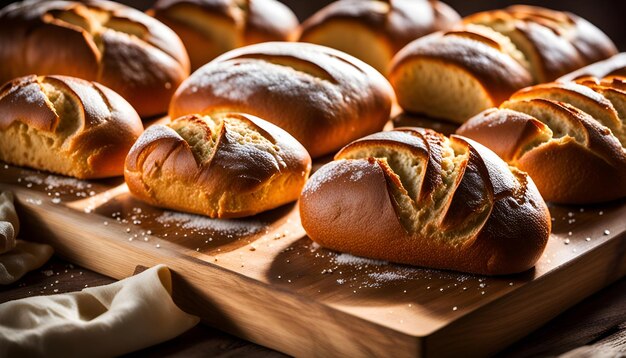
[558,53,626,82]
[125,112,311,218]
[170,42,395,158]
[390,6,617,123]
[0,75,144,179]
[389,25,533,123]
[299,128,550,275]
[0,0,190,117]
[298,0,460,75]
[457,77,626,204]
[464,5,617,83]
[148,0,299,71]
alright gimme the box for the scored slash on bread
[300,128,550,276]
[458,77,626,204]
[389,25,534,123]
[0,75,143,179]
[390,5,617,123]
[148,0,299,71]
[0,0,190,117]
[298,0,460,75]
[125,113,311,219]
[169,42,395,158]
[463,6,616,83]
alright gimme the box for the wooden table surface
[1,255,624,357]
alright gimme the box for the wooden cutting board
[1,163,625,357]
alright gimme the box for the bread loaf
[300,128,550,275]
[298,0,459,75]
[464,5,617,83]
[149,0,299,71]
[558,53,626,82]
[0,0,190,117]
[457,77,626,204]
[390,6,617,123]
[125,113,311,218]
[0,75,144,179]
[389,25,533,123]
[170,42,395,158]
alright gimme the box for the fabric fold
[0,191,19,254]
[0,264,200,357]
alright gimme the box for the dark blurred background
[1,0,624,51]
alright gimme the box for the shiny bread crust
[389,5,616,123]
[300,128,550,275]
[298,0,459,74]
[149,0,299,71]
[0,0,190,117]
[0,75,144,178]
[170,42,395,158]
[458,77,626,204]
[125,112,311,218]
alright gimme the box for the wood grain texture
[2,257,624,357]
[0,163,625,357]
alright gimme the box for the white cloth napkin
[0,240,54,285]
[0,191,19,254]
[0,190,53,284]
[0,264,200,357]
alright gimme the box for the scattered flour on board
[368,272,407,282]
[22,175,90,190]
[156,211,266,235]
[333,253,388,266]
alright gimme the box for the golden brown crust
[125,112,311,218]
[464,5,617,82]
[0,75,144,178]
[455,108,549,162]
[391,30,532,106]
[298,0,459,74]
[0,0,190,117]
[558,53,626,82]
[300,128,550,275]
[389,6,616,123]
[169,42,394,158]
[149,0,299,71]
[458,78,626,204]
[388,27,533,122]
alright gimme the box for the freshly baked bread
[0,0,190,117]
[149,0,299,71]
[457,78,626,204]
[389,25,534,123]
[0,75,144,179]
[170,42,395,158]
[464,5,617,83]
[300,128,550,275]
[298,0,460,75]
[558,53,626,82]
[125,112,311,218]
[390,6,617,123]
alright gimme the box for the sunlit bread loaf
[170,42,395,158]
[300,128,550,275]
[389,25,533,123]
[149,0,299,71]
[0,0,190,117]
[0,75,144,179]
[125,113,311,218]
[464,5,617,83]
[390,6,617,123]
[458,77,626,204]
[558,53,626,82]
[298,0,460,75]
